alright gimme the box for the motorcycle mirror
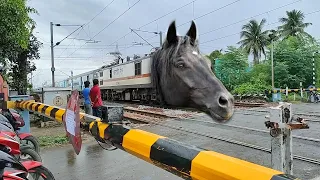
[62,90,82,155]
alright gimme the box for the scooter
[0,150,28,180]
[0,109,40,154]
[0,116,41,162]
[0,133,55,180]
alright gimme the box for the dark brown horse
[151,20,234,123]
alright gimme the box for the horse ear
[166,21,178,45]
[186,21,197,45]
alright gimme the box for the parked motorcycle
[0,133,55,180]
[0,150,28,180]
[0,109,40,154]
[0,115,41,162]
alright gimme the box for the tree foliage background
[0,0,40,94]
[207,9,320,95]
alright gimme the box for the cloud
[27,0,320,88]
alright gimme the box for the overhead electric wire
[199,0,303,36]
[53,0,117,60]
[199,9,320,45]
[177,0,241,28]
[65,0,141,58]
[85,0,117,27]
[101,0,199,52]
[88,0,240,60]
[55,25,84,47]
[130,28,155,48]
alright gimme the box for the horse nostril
[218,95,228,106]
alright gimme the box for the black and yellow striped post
[88,121,299,180]
[12,100,100,123]
[10,100,300,180]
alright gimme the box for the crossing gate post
[265,102,309,175]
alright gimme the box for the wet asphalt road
[41,142,181,180]
[40,103,320,180]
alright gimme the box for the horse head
[151,20,234,123]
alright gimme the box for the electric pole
[313,51,319,87]
[71,70,74,90]
[50,22,55,87]
[271,39,274,89]
[50,23,83,88]
[269,30,276,90]
[159,31,163,47]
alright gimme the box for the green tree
[206,49,223,72]
[270,36,320,88]
[0,0,37,62]
[9,32,42,95]
[233,61,272,94]
[215,46,248,90]
[238,19,269,65]
[278,9,312,39]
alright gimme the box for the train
[57,52,159,103]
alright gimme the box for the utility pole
[30,72,33,88]
[269,31,276,90]
[71,70,74,90]
[312,51,319,87]
[50,22,55,87]
[271,39,274,89]
[159,31,163,47]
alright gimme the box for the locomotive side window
[135,62,141,75]
[87,75,89,81]
[100,71,103,77]
[100,80,103,85]
[109,69,112,78]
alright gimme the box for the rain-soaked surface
[41,142,181,180]
[40,103,320,180]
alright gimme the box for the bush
[232,82,272,95]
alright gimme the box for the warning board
[53,96,63,106]
[62,90,82,155]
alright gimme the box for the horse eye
[175,63,185,69]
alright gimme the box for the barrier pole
[10,100,300,180]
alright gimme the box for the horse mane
[150,35,200,104]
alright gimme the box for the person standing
[90,79,103,118]
[82,81,92,115]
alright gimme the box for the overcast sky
[27,0,320,88]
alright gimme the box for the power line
[199,8,320,45]
[130,28,154,48]
[113,0,241,53]
[92,0,141,39]
[55,27,83,59]
[85,0,117,27]
[199,0,303,36]
[65,0,141,58]
[139,0,198,29]
[177,0,241,28]
[100,0,198,52]
[52,0,117,60]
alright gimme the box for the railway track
[122,106,320,166]
[234,102,266,107]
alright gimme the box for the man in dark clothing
[89,79,103,118]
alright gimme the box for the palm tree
[238,19,269,65]
[278,9,312,39]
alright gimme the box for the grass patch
[38,135,69,147]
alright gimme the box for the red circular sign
[62,90,82,155]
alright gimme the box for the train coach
[99,54,157,102]
[58,52,160,103]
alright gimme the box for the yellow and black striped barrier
[10,100,100,123]
[9,100,299,180]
